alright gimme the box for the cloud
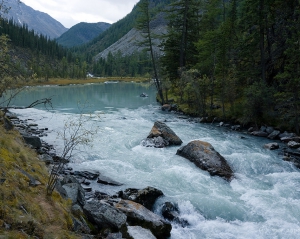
[21,0,138,28]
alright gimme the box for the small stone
[263,143,279,150]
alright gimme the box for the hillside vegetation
[0,114,80,238]
[56,22,111,48]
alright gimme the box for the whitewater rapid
[10,83,300,239]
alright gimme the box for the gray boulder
[145,121,182,147]
[120,186,163,210]
[267,130,281,140]
[266,126,274,134]
[114,200,171,239]
[127,226,156,239]
[176,140,233,181]
[56,176,86,206]
[279,131,296,139]
[287,141,300,149]
[263,143,279,150]
[83,200,127,230]
[23,135,42,148]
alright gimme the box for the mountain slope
[75,0,173,59]
[95,12,167,60]
[56,22,111,48]
[4,0,68,39]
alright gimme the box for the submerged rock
[142,121,182,148]
[176,140,233,181]
[263,143,279,150]
[161,202,189,227]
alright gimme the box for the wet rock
[263,143,279,150]
[97,175,123,186]
[231,125,241,131]
[267,130,281,140]
[161,104,171,111]
[266,126,274,134]
[145,121,182,147]
[161,202,189,227]
[120,187,163,210]
[140,93,148,97]
[251,131,268,137]
[141,136,169,148]
[73,170,99,180]
[114,200,171,239]
[279,131,296,139]
[23,135,42,148]
[283,156,300,169]
[176,140,233,181]
[127,226,156,239]
[248,127,255,132]
[287,141,300,149]
[83,200,127,231]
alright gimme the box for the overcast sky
[21,0,139,28]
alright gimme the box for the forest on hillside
[138,0,300,133]
[0,0,299,133]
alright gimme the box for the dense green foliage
[160,0,300,132]
[0,18,87,79]
[56,22,111,48]
[92,51,152,77]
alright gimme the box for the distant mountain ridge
[56,22,111,48]
[3,0,68,39]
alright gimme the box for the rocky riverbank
[5,112,182,239]
[5,105,300,238]
[161,104,300,170]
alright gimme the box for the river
[10,82,300,239]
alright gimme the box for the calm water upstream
[10,82,300,239]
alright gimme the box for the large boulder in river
[176,140,233,181]
[142,121,182,148]
[114,200,172,239]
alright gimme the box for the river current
[10,82,300,239]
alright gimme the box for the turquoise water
[11,82,300,239]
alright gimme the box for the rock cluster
[142,121,183,148]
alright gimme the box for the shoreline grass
[27,77,149,86]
